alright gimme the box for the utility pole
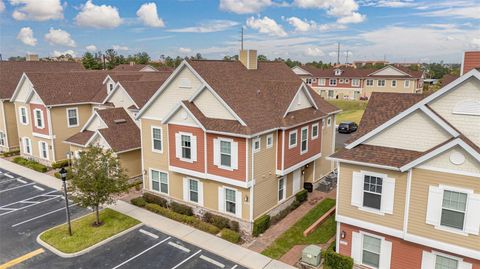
[337,42,340,65]
[241,27,244,51]
[345,50,350,64]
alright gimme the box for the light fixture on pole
[60,167,72,236]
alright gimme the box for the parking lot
[0,167,246,269]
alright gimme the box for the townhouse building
[329,69,480,269]
[292,65,424,100]
[135,50,340,231]
[0,61,83,152]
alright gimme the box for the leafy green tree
[82,52,102,70]
[134,52,150,64]
[257,54,268,61]
[69,146,129,226]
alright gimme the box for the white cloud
[304,47,324,57]
[44,28,76,47]
[112,45,128,51]
[293,0,366,24]
[336,12,365,24]
[246,16,287,37]
[85,45,97,52]
[419,6,480,19]
[75,0,122,29]
[178,47,192,54]
[16,27,37,46]
[362,0,417,8]
[0,1,5,13]
[287,17,314,32]
[168,20,239,33]
[472,38,480,49]
[52,49,76,57]
[136,2,164,28]
[219,0,272,14]
[10,0,63,21]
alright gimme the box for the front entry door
[293,169,301,194]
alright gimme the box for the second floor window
[312,123,319,139]
[34,109,44,129]
[319,78,326,86]
[19,107,28,125]
[220,140,231,167]
[441,190,467,230]
[404,80,410,88]
[67,108,78,127]
[289,130,297,148]
[329,79,337,86]
[300,127,308,154]
[152,127,162,152]
[377,80,386,87]
[366,79,373,86]
[306,78,312,84]
[266,134,273,149]
[391,80,397,87]
[363,175,383,210]
[352,79,360,87]
[181,135,191,159]
[253,138,260,153]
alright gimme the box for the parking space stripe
[199,255,225,268]
[111,236,171,269]
[0,248,45,269]
[0,178,18,184]
[0,183,35,193]
[33,185,45,191]
[139,229,159,239]
[0,195,62,217]
[171,250,202,269]
[0,190,57,208]
[168,241,190,253]
[231,265,238,269]
[4,173,14,179]
[16,178,27,184]
[11,203,78,227]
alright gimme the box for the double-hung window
[289,130,297,148]
[225,188,236,215]
[181,135,191,160]
[67,108,78,127]
[39,141,48,159]
[189,179,199,203]
[319,78,326,86]
[220,140,231,167]
[363,175,383,210]
[328,90,334,98]
[152,127,162,152]
[329,79,337,86]
[19,107,28,125]
[23,137,32,154]
[253,138,261,153]
[311,123,319,139]
[0,132,5,146]
[151,170,168,194]
[266,134,273,149]
[300,127,308,154]
[352,79,360,87]
[362,235,381,268]
[391,80,397,87]
[278,177,285,201]
[377,80,386,87]
[435,255,458,269]
[440,190,467,230]
[327,117,332,127]
[306,78,312,84]
[34,109,44,129]
[366,79,373,86]
[404,80,410,88]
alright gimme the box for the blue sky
[0,0,479,63]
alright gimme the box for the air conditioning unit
[301,245,322,267]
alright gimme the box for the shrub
[143,193,168,208]
[220,228,241,243]
[144,203,219,234]
[270,200,301,225]
[204,212,230,229]
[296,189,308,203]
[170,201,193,216]
[253,215,270,237]
[13,156,28,165]
[54,168,71,179]
[13,157,47,172]
[323,250,353,269]
[52,160,69,169]
[2,150,20,157]
[131,197,147,207]
[229,220,240,232]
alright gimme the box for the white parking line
[0,190,57,208]
[0,195,62,216]
[0,183,35,193]
[11,203,78,227]
[168,241,190,253]
[33,185,45,191]
[111,236,171,269]
[199,255,225,268]
[231,265,238,269]
[0,178,19,184]
[4,173,14,178]
[139,229,159,239]
[17,178,27,184]
[171,250,202,269]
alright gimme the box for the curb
[37,218,143,258]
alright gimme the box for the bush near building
[13,157,48,172]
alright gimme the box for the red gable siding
[463,51,480,75]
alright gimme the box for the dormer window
[334,69,342,76]
[108,83,114,93]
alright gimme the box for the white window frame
[300,126,308,154]
[288,130,297,149]
[19,106,28,125]
[391,80,397,87]
[377,80,386,87]
[151,126,163,153]
[219,138,233,170]
[150,169,169,195]
[362,174,383,212]
[179,78,192,88]
[322,119,325,129]
[253,137,261,153]
[329,79,337,86]
[188,178,200,204]
[38,141,48,160]
[66,107,79,128]
[224,187,237,216]
[266,134,273,149]
[311,123,319,139]
[440,189,468,232]
[404,80,410,88]
[319,78,326,86]
[23,137,32,155]
[179,132,193,162]
[0,131,5,146]
[352,79,360,87]
[33,108,44,129]
[306,78,312,85]
[327,117,332,127]
[278,177,286,202]
[360,232,383,269]
[366,79,373,86]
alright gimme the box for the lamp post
[60,167,72,236]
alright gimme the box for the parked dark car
[338,121,358,134]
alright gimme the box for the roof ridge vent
[114,119,127,124]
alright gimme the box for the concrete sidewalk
[0,158,295,269]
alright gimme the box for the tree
[134,52,150,64]
[69,146,129,226]
[257,54,268,61]
[82,52,101,70]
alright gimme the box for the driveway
[335,131,352,151]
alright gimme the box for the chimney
[129,61,135,66]
[26,54,39,61]
[239,50,257,70]
[461,51,480,75]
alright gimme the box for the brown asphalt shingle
[64,130,95,146]
[118,73,171,109]
[299,64,423,79]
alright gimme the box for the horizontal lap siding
[408,168,480,251]
[206,133,246,182]
[168,124,205,173]
[283,121,322,170]
[29,104,49,135]
[118,149,142,178]
[141,119,169,191]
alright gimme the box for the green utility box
[301,245,322,267]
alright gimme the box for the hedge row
[220,228,241,243]
[51,160,69,169]
[323,250,353,269]
[13,157,48,173]
[1,150,20,157]
[253,215,270,237]
[203,212,239,232]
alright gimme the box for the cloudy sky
[0,0,479,63]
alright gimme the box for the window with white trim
[377,80,386,87]
[0,132,5,146]
[329,79,337,86]
[363,175,383,210]
[322,119,325,129]
[306,78,312,85]
[440,190,467,230]
[352,79,360,87]
[220,140,232,167]
[366,79,373,86]
[225,188,236,215]
[422,251,472,269]
[151,127,162,152]
[253,137,261,153]
[278,177,285,201]
[404,80,410,88]
[319,78,326,86]
[352,232,392,269]
[300,127,308,154]
[181,134,191,160]
[328,90,334,98]
[351,171,396,215]
[151,170,168,194]
[289,130,297,148]
[34,109,44,129]
[19,107,28,125]
[435,255,458,269]
[362,235,381,268]
[67,108,78,127]
[391,80,397,87]
[189,179,199,203]
[38,141,48,159]
[214,138,238,170]
[266,134,273,149]
[327,117,332,127]
[23,137,32,154]
[311,123,319,139]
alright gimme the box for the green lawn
[40,208,140,253]
[327,100,367,124]
[261,198,336,259]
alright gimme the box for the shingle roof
[112,64,155,72]
[64,130,95,146]
[118,73,171,109]
[187,60,339,134]
[299,65,423,79]
[0,61,84,99]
